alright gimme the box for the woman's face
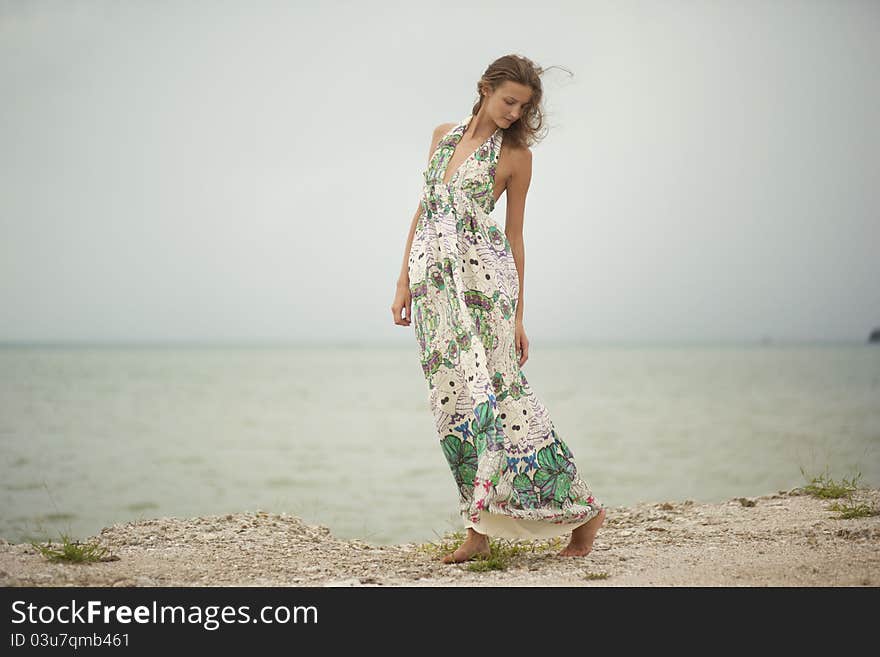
[485,80,534,128]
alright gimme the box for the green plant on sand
[796,466,878,519]
[797,466,862,499]
[826,500,878,519]
[416,529,566,572]
[30,532,115,564]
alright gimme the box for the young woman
[391,54,606,564]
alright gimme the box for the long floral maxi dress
[408,113,604,540]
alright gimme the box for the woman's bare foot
[558,508,606,557]
[441,528,491,563]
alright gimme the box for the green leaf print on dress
[440,434,477,495]
[534,444,577,505]
[470,399,502,457]
[408,114,604,539]
[512,473,540,509]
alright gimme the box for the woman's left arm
[504,146,532,366]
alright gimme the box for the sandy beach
[2,486,878,587]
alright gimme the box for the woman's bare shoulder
[501,141,533,158]
[433,122,457,138]
[498,142,532,184]
[421,122,455,166]
[424,122,457,158]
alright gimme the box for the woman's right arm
[396,123,452,285]
[391,123,452,326]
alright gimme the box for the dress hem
[462,508,598,541]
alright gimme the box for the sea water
[1,343,877,545]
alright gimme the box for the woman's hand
[515,319,529,367]
[391,279,412,326]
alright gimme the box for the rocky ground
[2,487,878,587]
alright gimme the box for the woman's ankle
[466,528,488,542]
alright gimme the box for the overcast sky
[1,0,877,345]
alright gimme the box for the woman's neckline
[440,115,501,186]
